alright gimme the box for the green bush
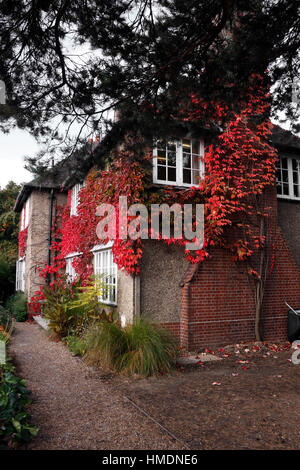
[6,292,27,322]
[0,305,13,330]
[0,362,38,447]
[0,331,7,342]
[0,256,16,304]
[43,277,115,339]
[68,276,116,336]
[62,335,86,356]
[84,319,178,377]
[42,279,83,338]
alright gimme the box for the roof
[271,124,300,151]
[14,159,71,212]
[14,143,96,213]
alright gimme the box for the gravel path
[9,322,183,450]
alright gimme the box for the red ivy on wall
[18,226,28,258]
[55,75,277,276]
[28,74,278,312]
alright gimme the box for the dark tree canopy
[0,181,21,262]
[0,0,299,177]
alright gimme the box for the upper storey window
[70,182,84,216]
[153,138,204,187]
[20,199,30,231]
[276,156,300,200]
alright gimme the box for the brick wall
[174,186,300,351]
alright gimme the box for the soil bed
[116,341,300,449]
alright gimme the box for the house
[14,166,69,298]
[14,125,300,350]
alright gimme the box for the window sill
[277,195,300,202]
[99,300,117,307]
[151,182,198,191]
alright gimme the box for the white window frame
[65,252,81,283]
[16,258,26,292]
[153,138,205,187]
[92,242,117,305]
[276,155,300,201]
[70,182,85,216]
[20,198,30,231]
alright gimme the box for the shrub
[62,335,86,356]
[0,319,14,343]
[42,279,83,338]
[68,276,116,335]
[0,257,16,304]
[0,331,7,342]
[84,321,128,370]
[0,362,38,447]
[6,293,27,322]
[119,321,178,376]
[0,305,13,330]
[84,319,178,376]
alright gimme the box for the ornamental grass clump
[84,321,128,370]
[84,319,178,377]
[118,320,178,376]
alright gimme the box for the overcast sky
[0,128,38,189]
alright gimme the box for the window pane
[192,155,200,171]
[156,139,166,149]
[168,167,177,182]
[157,149,167,164]
[182,139,191,152]
[167,150,176,166]
[183,169,191,184]
[282,158,288,169]
[183,153,191,168]
[191,170,201,185]
[157,166,166,181]
[282,170,288,183]
[292,159,298,171]
[192,140,200,155]
[283,183,289,195]
[293,171,299,184]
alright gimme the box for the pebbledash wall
[119,186,300,351]
[23,189,68,302]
